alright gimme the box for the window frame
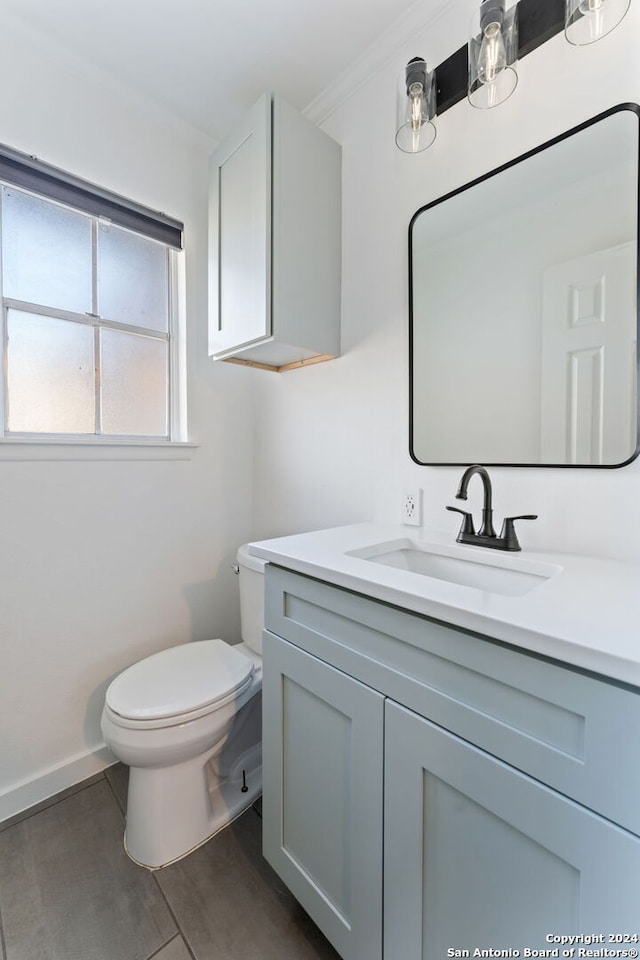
[0,146,192,459]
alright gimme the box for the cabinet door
[262,631,384,960]
[385,701,640,959]
[208,93,271,357]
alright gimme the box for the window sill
[0,439,199,461]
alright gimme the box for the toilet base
[124,741,262,869]
[121,685,263,870]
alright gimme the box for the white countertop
[249,522,640,688]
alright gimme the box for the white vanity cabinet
[385,704,639,956]
[262,564,640,960]
[208,93,341,371]
[262,633,384,960]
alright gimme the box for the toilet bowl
[100,544,265,869]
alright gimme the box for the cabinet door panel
[263,631,384,960]
[208,94,271,356]
[385,701,640,959]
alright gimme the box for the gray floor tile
[104,761,129,814]
[0,780,176,960]
[151,935,194,960]
[156,808,341,960]
[0,773,105,835]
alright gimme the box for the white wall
[253,0,640,564]
[0,14,259,817]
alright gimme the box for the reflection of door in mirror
[409,104,639,468]
[540,244,636,465]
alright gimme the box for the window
[0,146,184,443]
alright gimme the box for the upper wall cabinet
[208,93,341,372]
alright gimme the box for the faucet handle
[446,505,476,536]
[498,514,538,551]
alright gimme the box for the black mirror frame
[409,102,640,469]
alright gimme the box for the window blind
[0,144,183,250]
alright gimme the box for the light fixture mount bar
[434,0,565,116]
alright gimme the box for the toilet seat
[105,639,255,729]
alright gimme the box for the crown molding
[304,0,455,125]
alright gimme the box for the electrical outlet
[401,488,423,526]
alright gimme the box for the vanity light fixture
[565,0,631,44]
[468,0,518,108]
[394,0,632,153]
[395,57,437,153]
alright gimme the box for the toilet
[100,544,265,870]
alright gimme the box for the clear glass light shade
[565,0,631,44]
[468,1,518,109]
[395,58,437,154]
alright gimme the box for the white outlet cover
[402,488,423,526]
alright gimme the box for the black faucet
[446,464,537,552]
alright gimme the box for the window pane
[2,187,92,314]
[97,224,168,331]
[101,329,167,436]
[6,310,95,433]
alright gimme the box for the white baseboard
[0,744,117,823]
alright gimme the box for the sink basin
[347,539,560,597]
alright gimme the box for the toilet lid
[106,639,254,721]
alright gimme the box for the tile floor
[0,765,341,960]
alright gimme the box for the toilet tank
[237,544,266,655]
